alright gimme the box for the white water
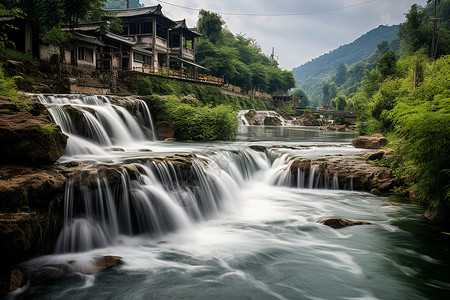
[13,96,450,300]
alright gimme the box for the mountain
[293,25,399,86]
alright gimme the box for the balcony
[170,47,195,61]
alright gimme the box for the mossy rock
[0,100,68,166]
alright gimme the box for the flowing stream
[13,95,450,299]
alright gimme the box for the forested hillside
[350,0,450,219]
[292,25,399,106]
[195,10,295,94]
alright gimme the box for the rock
[108,147,125,152]
[288,155,393,193]
[244,110,284,126]
[0,103,68,166]
[293,111,322,126]
[264,117,282,126]
[157,121,175,140]
[138,148,153,152]
[165,138,176,142]
[424,208,450,227]
[320,123,356,132]
[92,256,122,273]
[249,145,267,152]
[352,134,389,149]
[370,188,382,196]
[22,256,123,287]
[0,165,68,211]
[9,268,24,292]
[318,218,372,228]
[364,148,395,161]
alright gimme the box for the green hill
[293,25,399,106]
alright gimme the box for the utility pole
[127,0,130,9]
[430,0,442,59]
[270,47,278,62]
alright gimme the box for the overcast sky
[141,0,428,70]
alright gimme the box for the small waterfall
[308,165,317,189]
[38,94,157,157]
[238,110,250,126]
[332,174,340,190]
[269,159,354,190]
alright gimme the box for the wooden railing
[132,66,224,85]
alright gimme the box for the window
[134,52,144,62]
[143,22,152,34]
[78,48,85,61]
[172,34,180,47]
[85,49,93,63]
[78,47,94,63]
[130,23,139,35]
[156,25,167,39]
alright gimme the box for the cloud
[143,0,428,69]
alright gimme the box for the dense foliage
[0,64,32,110]
[352,0,450,213]
[159,96,238,141]
[135,76,267,110]
[195,10,295,94]
[135,75,269,141]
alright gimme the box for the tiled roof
[71,32,105,47]
[70,21,109,32]
[104,5,161,18]
[173,19,201,37]
[103,31,136,46]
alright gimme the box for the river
[12,95,450,300]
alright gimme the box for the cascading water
[14,97,449,300]
[37,94,157,158]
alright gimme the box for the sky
[141,0,428,70]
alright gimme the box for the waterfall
[268,158,354,190]
[54,148,270,253]
[36,94,358,254]
[38,94,157,157]
[237,110,250,126]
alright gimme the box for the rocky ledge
[0,97,71,295]
[0,97,67,166]
[352,133,389,149]
[287,154,393,194]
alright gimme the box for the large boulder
[289,155,393,193]
[264,116,283,126]
[293,111,322,126]
[0,109,67,166]
[352,133,389,149]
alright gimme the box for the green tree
[332,95,348,111]
[0,1,25,48]
[398,4,427,53]
[377,50,398,79]
[250,62,268,91]
[292,88,310,107]
[322,82,337,106]
[377,40,390,54]
[197,10,224,44]
[334,63,348,86]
